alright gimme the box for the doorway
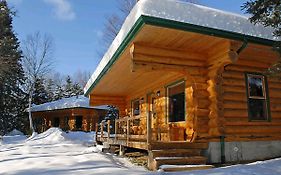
[75,116,83,130]
[166,81,186,141]
[53,117,60,127]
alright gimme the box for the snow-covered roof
[84,0,278,95]
[30,96,109,112]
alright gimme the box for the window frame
[166,80,186,123]
[245,72,271,122]
[131,98,141,117]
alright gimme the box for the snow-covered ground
[0,128,148,175]
[1,128,281,175]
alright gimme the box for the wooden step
[155,156,207,167]
[159,164,214,172]
[152,149,202,158]
[150,142,208,150]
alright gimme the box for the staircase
[148,142,212,171]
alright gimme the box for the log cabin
[31,96,108,133]
[84,0,281,171]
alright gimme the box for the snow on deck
[30,95,108,112]
[84,0,278,94]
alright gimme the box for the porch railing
[95,114,188,145]
[95,115,147,143]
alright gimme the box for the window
[167,81,185,122]
[246,73,270,121]
[132,99,140,116]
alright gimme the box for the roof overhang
[84,0,278,96]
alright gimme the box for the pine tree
[32,78,48,105]
[0,0,28,135]
[72,83,84,96]
[53,84,64,101]
[63,76,74,98]
[45,78,55,102]
[104,105,119,121]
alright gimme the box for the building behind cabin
[31,96,108,133]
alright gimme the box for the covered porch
[88,23,241,148]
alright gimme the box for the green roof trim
[85,15,277,96]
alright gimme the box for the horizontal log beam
[130,43,207,75]
[132,53,205,67]
[131,60,207,75]
[130,43,206,61]
[89,95,126,111]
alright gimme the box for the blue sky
[7,0,246,76]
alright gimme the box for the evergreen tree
[72,83,84,96]
[0,0,27,135]
[45,78,55,102]
[243,0,281,75]
[63,76,74,98]
[53,84,64,101]
[104,105,119,121]
[62,76,83,98]
[32,78,48,105]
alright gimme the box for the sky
[7,0,247,76]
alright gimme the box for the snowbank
[2,129,27,144]
[5,129,24,136]
[26,128,67,144]
[25,128,96,145]
[0,128,147,175]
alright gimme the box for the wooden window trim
[166,80,186,123]
[131,98,140,117]
[245,72,271,122]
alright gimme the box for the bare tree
[73,70,91,88]
[22,32,54,133]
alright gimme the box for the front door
[166,81,186,141]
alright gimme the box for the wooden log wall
[128,43,212,142]
[206,41,238,137]
[221,43,281,141]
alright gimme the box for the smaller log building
[31,96,108,133]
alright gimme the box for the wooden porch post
[95,123,98,141]
[107,120,110,139]
[146,94,152,147]
[115,120,117,140]
[101,122,104,138]
[147,111,152,144]
[126,119,129,145]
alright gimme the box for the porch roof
[84,0,278,96]
[30,96,108,112]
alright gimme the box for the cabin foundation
[207,141,281,163]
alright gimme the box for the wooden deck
[95,118,209,170]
